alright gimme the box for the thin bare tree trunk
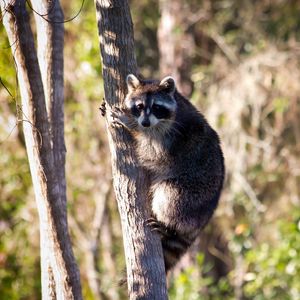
[158,0,195,96]
[0,1,82,299]
[69,183,110,300]
[30,0,66,208]
[101,213,120,300]
[94,1,168,299]
[30,1,68,299]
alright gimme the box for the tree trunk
[158,0,195,96]
[94,1,168,299]
[0,1,82,299]
[30,0,66,208]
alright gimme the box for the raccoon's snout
[138,114,159,128]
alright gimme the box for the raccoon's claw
[146,218,171,237]
[99,99,106,117]
[111,119,123,128]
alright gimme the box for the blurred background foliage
[0,0,300,299]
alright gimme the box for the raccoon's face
[125,74,177,129]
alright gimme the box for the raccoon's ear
[126,74,141,92]
[159,76,176,94]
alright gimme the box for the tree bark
[30,0,66,208]
[30,1,69,298]
[94,1,168,299]
[0,1,82,299]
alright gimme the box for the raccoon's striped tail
[146,218,194,273]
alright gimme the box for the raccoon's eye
[136,103,144,110]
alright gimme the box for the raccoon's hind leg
[146,217,193,273]
[147,218,175,238]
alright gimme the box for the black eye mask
[131,105,140,117]
[152,104,171,119]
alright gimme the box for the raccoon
[105,74,225,273]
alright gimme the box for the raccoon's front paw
[99,98,106,117]
[110,106,136,130]
[110,106,127,128]
[146,218,173,238]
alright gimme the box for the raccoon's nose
[141,119,151,127]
